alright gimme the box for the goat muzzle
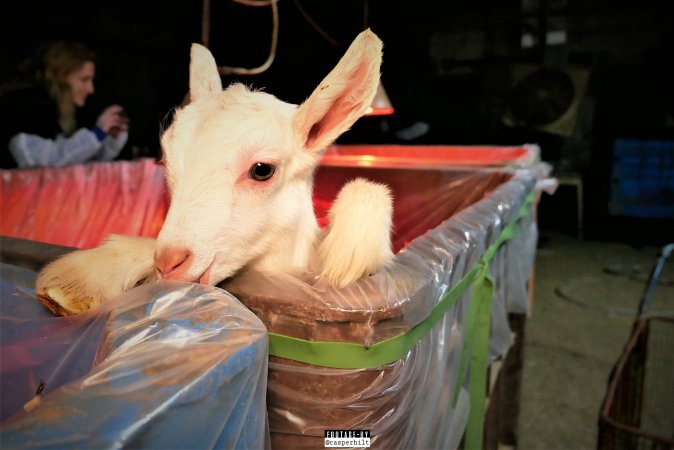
[155,247,193,280]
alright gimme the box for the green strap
[465,264,494,450]
[456,195,523,448]
[452,263,487,405]
[268,191,534,369]
[268,263,483,369]
[267,191,534,449]
[449,261,493,450]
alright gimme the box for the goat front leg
[36,235,157,316]
[318,178,394,288]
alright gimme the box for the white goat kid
[36,30,394,316]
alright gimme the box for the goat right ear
[189,44,222,102]
[293,30,383,155]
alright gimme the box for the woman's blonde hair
[32,41,97,135]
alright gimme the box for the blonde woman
[0,41,129,168]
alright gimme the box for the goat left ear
[189,44,222,102]
[293,29,383,154]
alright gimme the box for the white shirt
[8,128,127,168]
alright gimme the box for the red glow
[320,144,536,168]
[364,106,395,116]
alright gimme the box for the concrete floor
[516,232,673,450]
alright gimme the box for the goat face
[155,30,383,286]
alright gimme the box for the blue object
[0,269,269,449]
[609,139,674,219]
[91,126,107,141]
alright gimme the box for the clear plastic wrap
[223,165,538,449]
[0,146,539,250]
[1,148,541,449]
[0,269,269,449]
[0,158,168,249]
[321,144,540,168]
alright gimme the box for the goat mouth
[197,261,215,285]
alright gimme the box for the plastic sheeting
[0,268,269,449]
[1,149,541,449]
[222,166,538,449]
[0,158,168,249]
[321,144,540,168]
[1,145,539,250]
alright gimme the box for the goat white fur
[36,30,394,315]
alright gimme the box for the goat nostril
[155,248,192,277]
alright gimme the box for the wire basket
[598,316,674,450]
[598,244,674,450]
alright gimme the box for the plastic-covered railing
[0,144,546,449]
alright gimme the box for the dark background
[1,0,673,243]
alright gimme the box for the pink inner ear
[304,59,372,149]
[307,122,322,148]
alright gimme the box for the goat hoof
[36,279,97,317]
[34,234,157,316]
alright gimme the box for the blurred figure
[0,41,129,168]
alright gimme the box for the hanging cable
[232,0,274,6]
[292,0,339,47]
[363,0,368,31]
[201,0,280,75]
[202,0,212,47]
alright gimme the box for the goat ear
[293,29,383,154]
[189,44,222,102]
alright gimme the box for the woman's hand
[96,105,129,137]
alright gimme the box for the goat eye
[248,163,276,181]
